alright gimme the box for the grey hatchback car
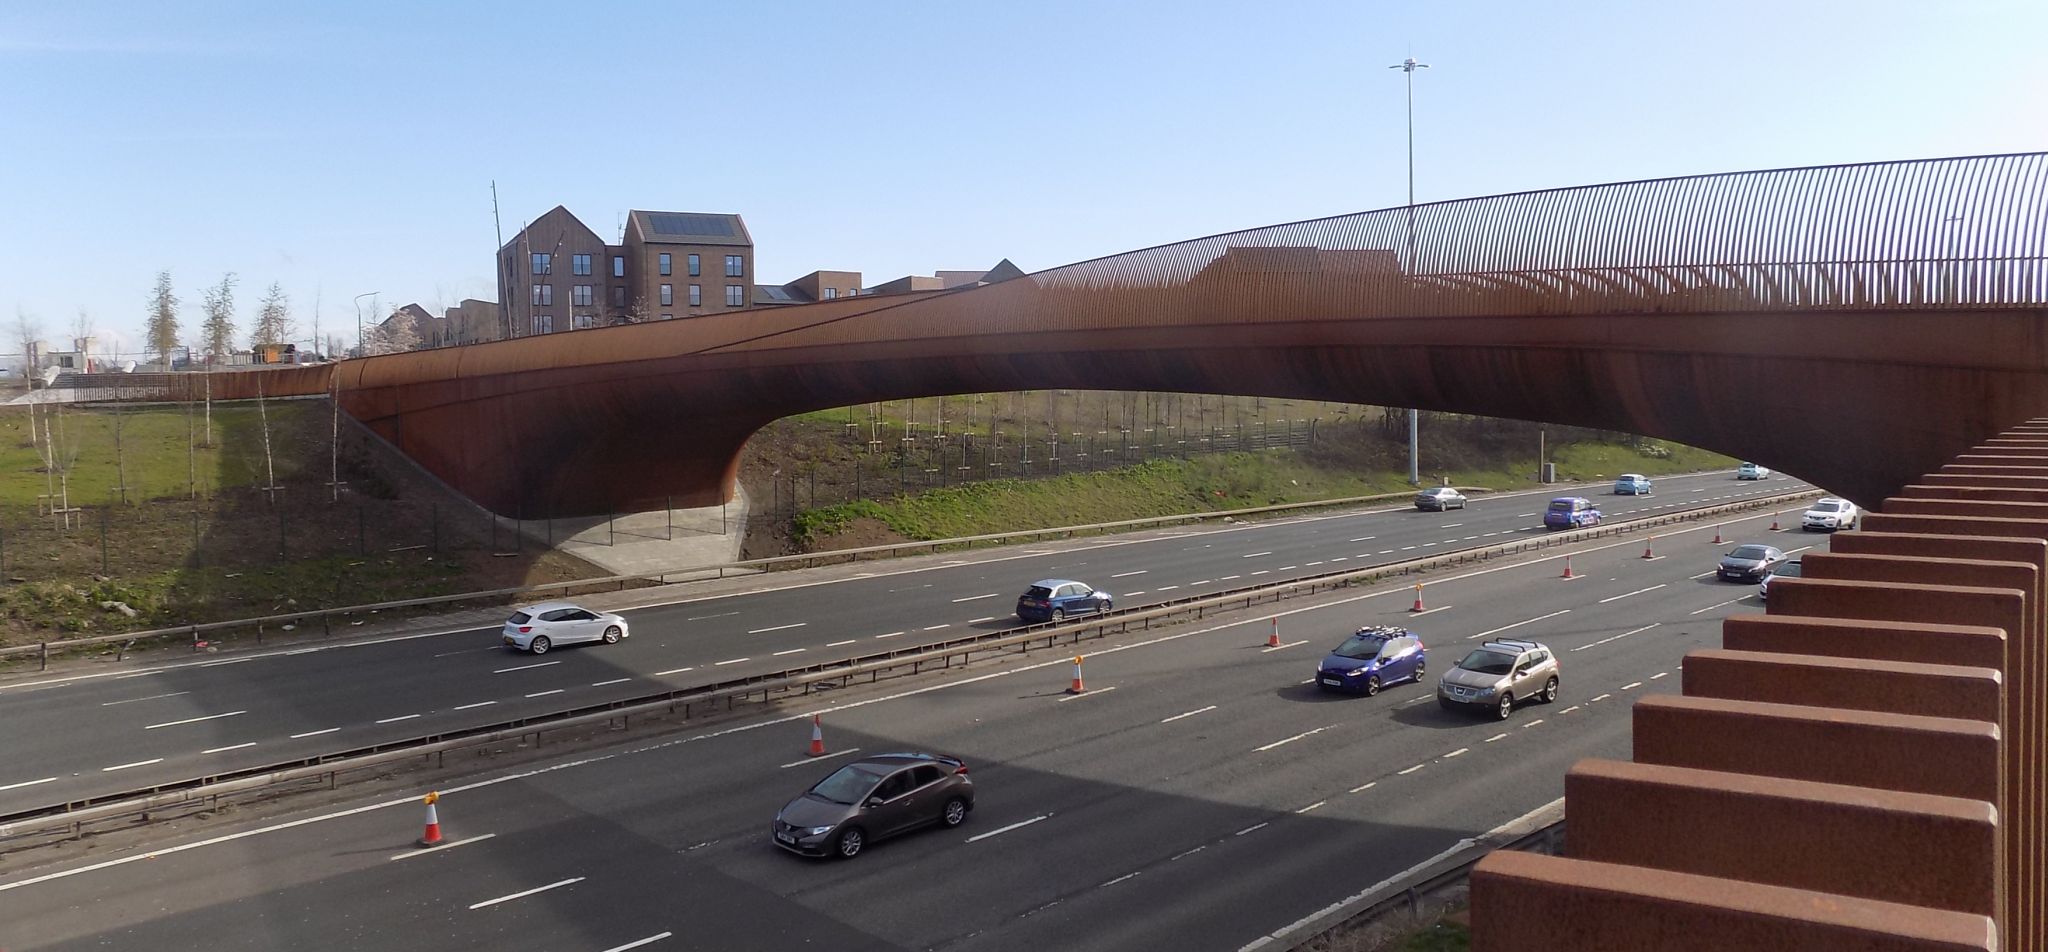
[1437,640,1561,719]
[772,753,975,859]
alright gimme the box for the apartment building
[865,259,1026,296]
[496,206,757,335]
[752,269,864,307]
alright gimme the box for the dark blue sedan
[1316,626,1427,696]
[1016,579,1113,623]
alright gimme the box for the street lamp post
[1390,55,1428,486]
[352,291,380,359]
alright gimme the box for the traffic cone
[1770,518,1782,531]
[1067,656,1086,694]
[807,715,826,757]
[416,791,443,848]
[1266,618,1282,648]
[1712,525,1724,545]
[1410,583,1426,612]
[1560,555,1576,579]
[1642,536,1656,559]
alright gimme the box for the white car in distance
[502,601,630,654]
[1802,497,1860,532]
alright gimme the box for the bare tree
[256,375,277,502]
[146,271,180,367]
[324,332,347,362]
[251,281,295,349]
[310,286,323,359]
[113,404,128,504]
[14,308,42,435]
[200,272,239,364]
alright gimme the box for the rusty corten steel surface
[1471,852,1997,951]
[1473,424,2048,951]
[1562,758,1999,916]
[167,152,2048,518]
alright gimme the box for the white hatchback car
[1802,497,1860,531]
[502,601,630,654]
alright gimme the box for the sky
[1,0,2043,357]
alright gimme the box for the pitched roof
[627,210,752,247]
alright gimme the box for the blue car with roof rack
[1542,497,1602,530]
[1316,626,1428,696]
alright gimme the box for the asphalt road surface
[0,470,1806,813]
[0,501,1828,951]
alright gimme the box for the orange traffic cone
[1712,525,1724,545]
[807,715,827,757]
[1410,583,1426,613]
[1067,656,1086,694]
[1560,555,1576,579]
[1642,537,1657,560]
[416,791,443,848]
[1770,518,1782,531]
[1266,618,1282,648]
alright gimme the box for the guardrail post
[40,640,47,671]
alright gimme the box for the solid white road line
[1255,725,1335,752]
[201,742,257,754]
[289,728,340,739]
[598,933,674,952]
[390,833,496,861]
[747,622,809,634]
[0,777,58,792]
[144,710,246,730]
[714,658,749,666]
[100,691,190,706]
[1598,583,1668,604]
[102,759,163,772]
[1110,570,1149,578]
[1468,609,1571,640]
[493,661,560,674]
[375,714,421,724]
[1161,705,1218,723]
[525,690,564,699]
[652,666,694,676]
[950,593,1000,603]
[966,814,1050,843]
[780,748,861,769]
[469,877,584,910]
[454,701,497,711]
[1057,686,1117,702]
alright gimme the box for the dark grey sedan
[1718,543,1787,582]
[772,752,975,858]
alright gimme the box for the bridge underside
[259,307,2043,518]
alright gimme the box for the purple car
[1542,497,1603,530]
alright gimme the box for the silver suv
[1436,640,1560,720]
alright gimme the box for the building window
[531,314,552,334]
[573,313,594,329]
[660,284,673,306]
[612,255,625,277]
[823,287,838,300]
[725,255,744,277]
[572,254,591,276]
[661,314,672,320]
[612,286,626,307]
[659,253,672,276]
[726,284,744,306]
[688,284,701,306]
[531,253,551,275]
[531,284,552,306]
[687,254,700,277]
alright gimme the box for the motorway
[0,470,1803,815]
[0,498,1827,951]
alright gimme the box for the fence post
[40,640,48,671]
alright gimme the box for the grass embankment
[0,401,598,647]
[791,438,1732,548]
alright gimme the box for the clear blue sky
[2,0,2042,356]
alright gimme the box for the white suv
[1802,497,1859,532]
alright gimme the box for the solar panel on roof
[645,213,736,238]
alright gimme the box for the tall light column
[1390,55,1428,485]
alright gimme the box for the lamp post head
[1390,57,1429,72]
